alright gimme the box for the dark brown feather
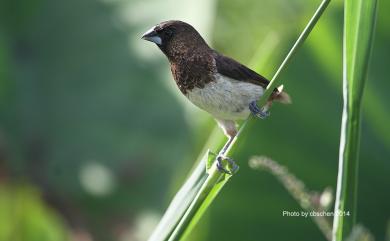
[155,21,215,94]
[170,53,215,94]
[213,51,270,88]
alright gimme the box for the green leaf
[168,161,233,241]
[148,155,208,241]
[206,150,217,174]
[332,0,378,240]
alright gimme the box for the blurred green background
[0,0,389,240]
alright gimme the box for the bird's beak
[141,27,162,45]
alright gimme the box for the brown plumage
[142,20,291,138]
[153,21,215,94]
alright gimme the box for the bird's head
[141,20,208,61]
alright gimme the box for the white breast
[186,74,264,120]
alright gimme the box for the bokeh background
[0,0,389,240]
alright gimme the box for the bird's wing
[213,51,270,88]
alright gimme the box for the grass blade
[332,0,378,240]
[167,158,233,241]
[148,153,208,241]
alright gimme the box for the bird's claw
[249,101,270,119]
[216,155,239,175]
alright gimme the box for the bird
[141,20,291,170]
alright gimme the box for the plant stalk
[332,0,377,240]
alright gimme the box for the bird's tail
[273,85,292,104]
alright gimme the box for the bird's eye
[164,29,173,37]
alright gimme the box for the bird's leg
[215,119,237,155]
[220,136,234,155]
[249,100,271,119]
[217,135,238,174]
[216,155,239,175]
[214,119,239,174]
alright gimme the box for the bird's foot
[249,101,270,119]
[216,155,239,175]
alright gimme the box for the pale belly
[185,74,264,120]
